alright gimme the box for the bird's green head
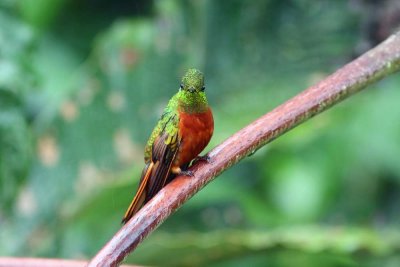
[176,68,208,113]
[180,68,205,93]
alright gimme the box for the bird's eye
[201,86,205,91]
[180,84,184,90]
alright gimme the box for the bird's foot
[171,167,194,177]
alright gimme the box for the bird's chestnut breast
[174,107,214,167]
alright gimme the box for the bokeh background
[1,0,400,266]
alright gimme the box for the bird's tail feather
[121,162,153,224]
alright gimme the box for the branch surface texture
[88,31,400,267]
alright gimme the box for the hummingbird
[122,68,214,224]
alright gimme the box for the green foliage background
[0,1,400,266]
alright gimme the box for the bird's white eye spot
[180,84,184,91]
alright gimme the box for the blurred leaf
[19,0,67,29]
[0,11,34,214]
[0,89,31,213]
[0,11,35,93]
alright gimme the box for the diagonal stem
[88,31,400,267]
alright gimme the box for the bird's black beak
[189,87,195,93]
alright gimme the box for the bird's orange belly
[173,107,214,168]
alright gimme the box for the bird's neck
[177,91,209,114]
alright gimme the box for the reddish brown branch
[88,31,400,267]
